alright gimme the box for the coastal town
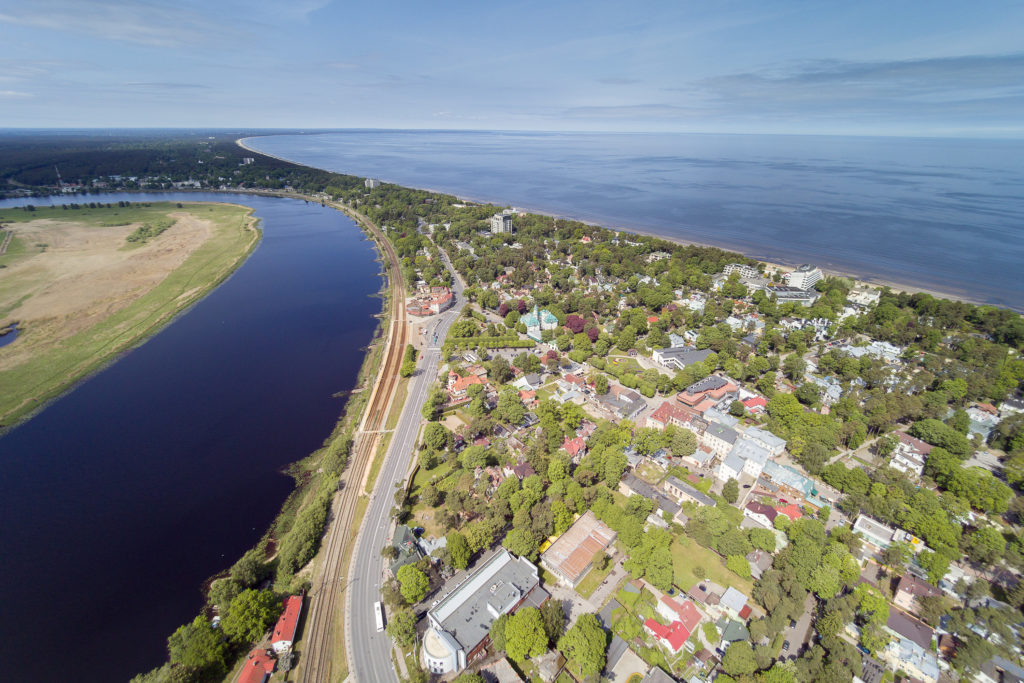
[358,198,1024,683]
[4,138,1023,683]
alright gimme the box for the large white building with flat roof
[784,264,823,291]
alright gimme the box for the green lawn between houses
[670,536,755,595]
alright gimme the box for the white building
[744,426,786,457]
[784,264,823,290]
[723,263,761,279]
[848,286,881,307]
[365,178,380,189]
[490,212,514,234]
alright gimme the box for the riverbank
[0,201,260,432]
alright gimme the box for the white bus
[374,600,385,632]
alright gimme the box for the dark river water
[0,193,382,681]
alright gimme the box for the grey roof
[886,608,933,650]
[606,635,629,672]
[745,426,786,451]
[428,549,541,652]
[663,476,716,507]
[621,473,681,516]
[641,668,676,683]
[722,453,745,476]
[720,586,748,614]
[655,346,714,368]
[705,422,738,444]
[686,375,729,394]
[728,438,770,467]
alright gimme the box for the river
[0,193,383,682]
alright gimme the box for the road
[295,203,409,683]
[347,246,466,682]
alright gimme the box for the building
[723,263,761,279]
[893,574,943,616]
[759,461,826,508]
[647,401,707,434]
[390,525,425,576]
[848,286,881,307]
[448,371,486,402]
[540,510,617,588]
[719,587,751,619]
[784,264,823,290]
[645,596,703,655]
[853,515,926,553]
[407,286,455,316]
[238,649,276,683]
[890,432,933,477]
[521,306,558,341]
[364,178,381,189]
[744,426,786,457]
[271,595,303,654]
[620,473,682,518]
[743,501,779,529]
[422,549,548,674]
[479,658,526,682]
[702,422,739,460]
[721,437,770,479]
[663,476,716,507]
[676,376,739,412]
[490,212,514,234]
[881,610,938,683]
[596,385,646,421]
[652,346,714,372]
[767,285,820,307]
[746,549,774,579]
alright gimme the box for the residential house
[595,385,646,421]
[448,371,486,403]
[647,401,707,435]
[422,549,548,674]
[848,286,881,307]
[645,596,703,655]
[893,574,944,617]
[722,437,771,479]
[688,581,724,608]
[479,658,525,683]
[662,476,716,507]
[540,510,617,588]
[390,525,425,576]
[238,650,276,683]
[759,461,826,509]
[620,473,682,518]
[562,436,587,462]
[743,501,779,529]
[891,432,933,477]
[719,587,752,619]
[271,595,304,654]
[746,550,774,579]
[880,609,938,683]
[742,396,767,415]
[503,460,536,481]
[853,515,927,554]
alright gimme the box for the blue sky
[1,0,1022,136]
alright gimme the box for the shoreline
[0,201,262,435]
[237,136,1009,311]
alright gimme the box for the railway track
[296,205,407,683]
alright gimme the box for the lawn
[635,461,666,484]
[574,561,615,600]
[670,536,754,595]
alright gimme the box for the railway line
[295,203,408,683]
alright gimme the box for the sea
[245,130,1024,311]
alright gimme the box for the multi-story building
[422,549,548,674]
[784,264,823,290]
[489,212,514,234]
[723,263,762,279]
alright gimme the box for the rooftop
[886,608,934,650]
[429,549,543,651]
[272,595,303,647]
[540,510,617,585]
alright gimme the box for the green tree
[727,554,752,579]
[386,608,417,647]
[670,427,697,457]
[453,674,484,683]
[723,478,739,504]
[397,565,429,604]
[748,528,776,552]
[230,548,266,587]
[964,526,1005,566]
[722,641,757,677]
[594,374,609,394]
[729,400,746,417]
[490,613,510,652]
[167,616,230,678]
[423,422,451,452]
[447,532,471,570]
[558,613,607,678]
[503,527,540,561]
[208,578,242,613]
[221,589,282,644]
[540,599,565,644]
[505,607,549,663]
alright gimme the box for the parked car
[782,640,791,651]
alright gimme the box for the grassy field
[575,560,615,599]
[0,201,259,430]
[670,536,754,595]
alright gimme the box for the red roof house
[238,649,275,683]
[658,596,702,633]
[563,436,587,461]
[742,396,768,413]
[775,504,803,522]
[644,618,691,653]
[271,595,304,654]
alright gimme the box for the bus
[373,600,385,633]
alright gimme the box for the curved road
[347,247,465,682]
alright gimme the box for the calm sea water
[246,131,1024,311]
[0,193,382,681]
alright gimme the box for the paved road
[347,249,465,682]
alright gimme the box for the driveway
[779,593,816,660]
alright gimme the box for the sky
[1,0,1022,136]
